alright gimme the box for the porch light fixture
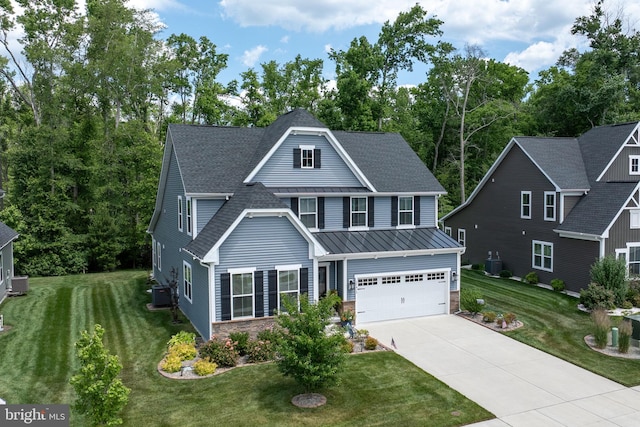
[348,279,355,290]
[451,271,457,282]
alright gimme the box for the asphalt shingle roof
[315,228,461,255]
[0,221,18,249]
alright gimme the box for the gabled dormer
[582,122,640,183]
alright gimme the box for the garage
[354,270,449,323]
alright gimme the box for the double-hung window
[301,146,314,168]
[183,261,192,302]
[398,196,414,226]
[630,155,640,175]
[278,267,300,311]
[351,197,367,227]
[156,241,162,271]
[177,196,183,231]
[299,197,317,228]
[458,229,466,246]
[629,246,640,276]
[521,191,531,219]
[532,240,553,272]
[231,270,254,319]
[544,192,556,221]
[186,198,192,235]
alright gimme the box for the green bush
[503,312,517,325]
[193,358,217,376]
[256,327,283,345]
[342,339,354,353]
[229,331,250,356]
[167,331,196,349]
[622,300,634,309]
[460,288,484,315]
[590,256,628,306]
[246,339,277,363]
[499,270,512,278]
[626,280,640,307]
[161,353,182,373]
[199,336,239,368]
[471,263,483,270]
[618,320,633,354]
[482,311,497,323]
[168,342,197,361]
[580,283,616,310]
[524,272,538,285]
[550,279,565,292]
[591,308,610,349]
[364,336,378,350]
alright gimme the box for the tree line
[0,0,638,276]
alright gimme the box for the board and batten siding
[214,215,314,321]
[253,134,363,187]
[605,207,640,255]
[195,198,225,234]
[345,253,457,300]
[600,146,640,182]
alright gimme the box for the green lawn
[462,269,640,386]
[0,271,492,427]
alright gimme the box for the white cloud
[280,35,290,43]
[241,45,268,67]
[324,44,332,53]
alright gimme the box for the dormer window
[293,146,321,169]
[301,147,314,168]
[630,155,640,175]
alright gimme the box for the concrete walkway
[365,315,640,426]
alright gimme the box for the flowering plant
[340,309,354,322]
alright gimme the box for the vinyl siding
[0,242,13,300]
[345,253,457,300]
[253,134,363,187]
[214,216,314,321]
[605,208,640,255]
[562,195,582,221]
[177,259,210,339]
[600,146,640,182]
[196,199,225,234]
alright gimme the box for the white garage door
[355,270,449,324]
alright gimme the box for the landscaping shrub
[622,300,634,309]
[524,271,538,285]
[550,279,565,292]
[503,312,517,325]
[482,311,497,323]
[460,288,484,315]
[161,353,182,373]
[471,263,483,270]
[342,339,354,353]
[364,336,378,350]
[168,342,197,361]
[580,283,615,310]
[246,339,277,363]
[499,270,512,278]
[591,308,611,349]
[193,358,217,376]
[590,255,628,306]
[167,331,196,349]
[618,320,633,354]
[229,331,250,356]
[256,327,283,345]
[199,336,239,368]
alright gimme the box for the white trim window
[278,266,300,311]
[631,210,640,229]
[177,195,183,231]
[0,253,3,284]
[458,228,466,246]
[183,261,192,302]
[444,226,452,237]
[630,155,640,175]
[351,196,367,227]
[629,246,640,276]
[299,197,317,228]
[521,191,531,219]
[301,145,314,168]
[231,270,254,319]
[544,192,556,221]
[156,241,162,271]
[186,197,192,235]
[398,196,414,226]
[152,237,156,267]
[532,240,553,272]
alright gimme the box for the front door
[318,265,328,298]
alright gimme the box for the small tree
[590,256,628,306]
[460,288,484,315]
[70,325,130,426]
[275,293,346,393]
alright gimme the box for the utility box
[626,314,640,341]
[10,276,29,295]
[485,259,503,276]
[152,285,171,307]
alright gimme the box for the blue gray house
[0,220,19,305]
[148,109,463,338]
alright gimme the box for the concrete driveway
[365,315,640,426]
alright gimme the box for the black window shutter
[391,196,398,226]
[300,268,309,296]
[254,271,264,318]
[291,197,299,216]
[314,149,321,168]
[343,197,350,228]
[293,148,301,168]
[268,270,278,315]
[368,197,374,227]
[221,273,231,321]
[414,196,421,225]
[318,197,325,229]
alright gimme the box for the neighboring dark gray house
[442,122,640,293]
[148,109,463,338]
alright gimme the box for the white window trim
[630,155,640,175]
[299,197,318,229]
[300,144,315,169]
[532,240,553,272]
[398,196,414,227]
[444,226,452,236]
[183,261,193,303]
[458,228,466,246]
[0,253,4,285]
[544,191,556,221]
[177,195,183,232]
[631,209,640,229]
[152,237,156,267]
[230,268,255,320]
[350,196,368,229]
[276,264,302,311]
[156,241,162,271]
[521,191,532,219]
[186,197,192,236]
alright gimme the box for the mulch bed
[457,312,524,332]
[291,393,327,408]
[584,335,640,359]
